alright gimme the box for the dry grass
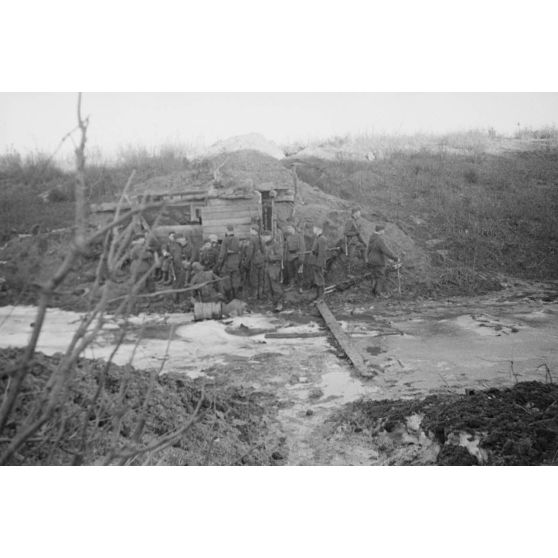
[294,144,558,291]
[3,131,558,291]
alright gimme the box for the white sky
[1,93,558,160]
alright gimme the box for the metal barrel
[193,301,223,321]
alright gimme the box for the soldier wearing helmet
[344,207,367,265]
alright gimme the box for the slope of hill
[2,134,557,304]
[289,146,558,290]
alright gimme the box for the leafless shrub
[0,94,203,465]
[536,360,554,384]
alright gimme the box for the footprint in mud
[366,346,385,356]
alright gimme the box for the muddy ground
[1,279,557,465]
[0,348,281,466]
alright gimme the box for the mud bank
[0,347,277,466]
[327,382,558,465]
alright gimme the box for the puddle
[0,305,331,380]
[320,368,379,404]
[2,287,557,405]
[352,305,558,398]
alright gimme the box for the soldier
[176,235,193,284]
[309,223,328,301]
[167,231,186,296]
[239,238,251,296]
[200,234,220,271]
[366,224,399,297]
[300,221,316,289]
[160,245,172,284]
[344,207,367,266]
[189,262,223,302]
[242,226,265,299]
[262,231,284,311]
[217,224,241,301]
[283,224,305,293]
[181,234,199,264]
[130,235,155,293]
[152,242,163,282]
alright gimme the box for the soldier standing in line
[160,245,172,284]
[189,262,223,302]
[262,231,284,312]
[243,226,265,299]
[182,234,199,264]
[309,223,328,301]
[200,234,220,271]
[344,207,368,268]
[366,224,399,297]
[239,238,251,297]
[283,224,305,293]
[167,231,186,302]
[217,224,241,301]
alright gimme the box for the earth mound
[203,133,285,160]
[0,149,435,306]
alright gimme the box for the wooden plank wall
[202,197,261,239]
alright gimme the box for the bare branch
[108,277,225,304]
[74,92,88,251]
[106,388,205,465]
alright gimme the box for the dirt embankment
[289,148,558,292]
[0,149,436,309]
[0,229,124,311]
[0,348,280,465]
[2,141,556,309]
[328,382,558,465]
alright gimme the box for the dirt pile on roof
[203,133,285,160]
[130,150,294,198]
[208,150,293,192]
[130,168,210,197]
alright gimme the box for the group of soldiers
[194,223,331,311]
[129,208,399,309]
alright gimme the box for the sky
[1,93,557,161]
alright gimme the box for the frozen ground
[0,281,556,464]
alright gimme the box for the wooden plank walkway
[316,300,374,377]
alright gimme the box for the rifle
[299,247,342,256]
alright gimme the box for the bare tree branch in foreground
[0,93,191,466]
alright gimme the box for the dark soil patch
[0,348,279,465]
[337,382,558,465]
